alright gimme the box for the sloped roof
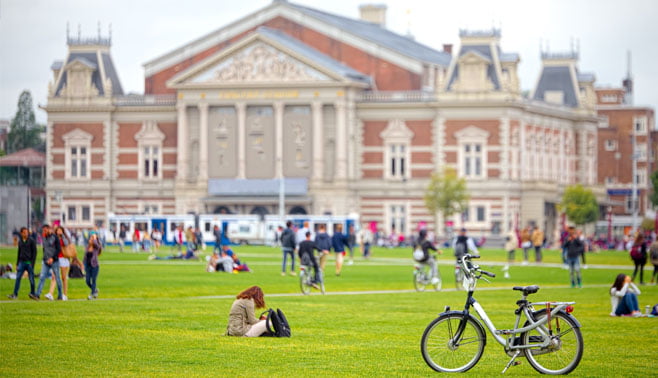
[0,148,45,167]
[257,27,372,84]
[533,66,579,107]
[447,44,501,91]
[288,3,451,66]
[55,52,123,96]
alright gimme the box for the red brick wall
[362,152,382,164]
[362,121,387,146]
[444,120,500,145]
[145,16,421,94]
[52,123,104,148]
[407,120,433,146]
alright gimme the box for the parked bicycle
[299,265,325,295]
[414,258,442,291]
[420,254,583,374]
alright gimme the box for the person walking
[314,224,332,271]
[84,232,102,300]
[650,239,658,284]
[358,224,373,259]
[630,233,647,285]
[503,228,519,279]
[280,221,296,276]
[118,224,127,252]
[225,286,269,337]
[132,227,141,252]
[531,226,544,263]
[452,228,480,260]
[520,227,531,265]
[7,227,38,300]
[35,224,63,300]
[46,226,72,301]
[212,225,222,255]
[346,224,357,265]
[332,224,350,276]
[563,227,584,288]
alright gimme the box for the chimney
[443,44,453,55]
[359,4,387,27]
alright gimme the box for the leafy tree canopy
[559,184,599,225]
[424,168,470,225]
[8,90,44,153]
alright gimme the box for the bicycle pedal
[513,361,521,366]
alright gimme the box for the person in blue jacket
[332,224,349,276]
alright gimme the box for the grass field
[1,245,656,377]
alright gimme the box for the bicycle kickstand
[502,350,522,374]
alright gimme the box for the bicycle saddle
[513,285,539,296]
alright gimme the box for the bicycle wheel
[421,313,486,373]
[433,271,442,291]
[522,311,583,375]
[454,267,464,290]
[299,269,311,295]
[319,270,326,295]
[414,267,427,292]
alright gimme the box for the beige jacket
[226,298,259,336]
[504,230,518,252]
[531,229,544,247]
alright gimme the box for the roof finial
[77,23,81,43]
[109,23,112,44]
[66,22,70,42]
[98,21,101,40]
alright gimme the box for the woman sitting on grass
[610,273,642,317]
[226,286,269,337]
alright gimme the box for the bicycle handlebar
[458,254,495,280]
[481,270,496,278]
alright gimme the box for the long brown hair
[236,286,265,308]
[612,273,626,291]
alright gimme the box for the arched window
[213,206,232,214]
[289,206,307,215]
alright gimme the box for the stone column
[198,102,209,181]
[311,101,323,180]
[274,102,284,178]
[519,120,526,181]
[176,102,187,181]
[335,100,347,179]
[236,102,246,179]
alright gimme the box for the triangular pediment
[168,31,356,87]
[62,128,93,143]
[458,50,491,64]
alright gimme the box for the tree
[559,185,599,227]
[7,90,44,153]
[424,168,470,235]
[649,170,658,208]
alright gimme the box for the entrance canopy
[0,148,45,167]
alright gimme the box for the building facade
[44,1,604,240]
[595,85,656,235]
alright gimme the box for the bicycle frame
[451,257,576,351]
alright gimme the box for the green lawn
[1,245,656,376]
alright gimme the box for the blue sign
[607,189,640,196]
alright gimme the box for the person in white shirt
[610,273,642,317]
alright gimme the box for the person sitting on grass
[610,273,642,317]
[206,250,234,273]
[222,245,250,273]
[226,286,270,337]
[149,248,198,261]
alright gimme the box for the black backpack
[265,308,291,337]
[69,264,84,278]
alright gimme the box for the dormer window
[59,58,99,98]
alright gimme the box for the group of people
[7,224,102,301]
[206,245,251,273]
[114,224,163,253]
[279,221,353,285]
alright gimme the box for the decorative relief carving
[291,121,308,168]
[195,43,329,83]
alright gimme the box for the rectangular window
[387,143,408,180]
[69,145,88,178]
[636,145,647,161]
[462,208,469,222]
[605,140,617,151]
[142,145,160,179]
[82,206,90,221]
[625,195,638,213]
[68,206,76,221]
[476,206,485,222]
[461,143,485,178]
[634,116,647,133]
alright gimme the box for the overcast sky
[1,0,657,124]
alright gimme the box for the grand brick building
[44,1,604,239]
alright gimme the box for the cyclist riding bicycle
[413,230,442,284]
[452,228,479,287]
[298,231,321,289]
